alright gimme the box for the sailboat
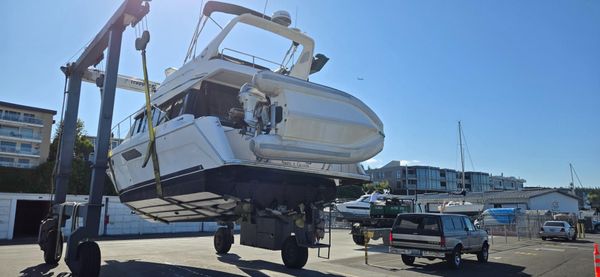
[438,121,483,214]
[105,1,384,268]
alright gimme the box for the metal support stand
[36,1,149,276]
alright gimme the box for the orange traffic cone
[594,243,600,277]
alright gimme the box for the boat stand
[36,1,149,276]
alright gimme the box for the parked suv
[389,213,489,269]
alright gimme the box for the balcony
[0,160,36,168]
[0,114,44,126]
[0,146,40,156]
[0,128,42,141]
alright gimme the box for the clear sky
[1,1,598,188]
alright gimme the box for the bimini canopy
[203,1,271,20]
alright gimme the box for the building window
[1,141,17,152]
[494,204,502,208]
[18,159,29,164]
[4,111,20,120]
[0,156,14,163]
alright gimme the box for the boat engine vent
[272,10,291,27]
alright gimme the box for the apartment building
[0,101,56,168]
[366,160,525,195]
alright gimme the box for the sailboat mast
[459,121,465,191]
[570,163,575,195]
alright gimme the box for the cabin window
[185,81,243,128]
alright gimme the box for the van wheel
[446,245,462,269]
[541,237,546,241]
[477,243,489,263]
[401,254,415,266]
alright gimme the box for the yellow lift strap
[136,30,163,197]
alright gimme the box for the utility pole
[404,163,409,196]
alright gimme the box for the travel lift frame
[37,1,149,276]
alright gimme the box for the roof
[417,188,581,202]
[0,101,57,115]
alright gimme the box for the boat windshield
[218,22,304,73]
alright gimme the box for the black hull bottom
[118,165,340,222]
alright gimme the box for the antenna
[263,0,268,19]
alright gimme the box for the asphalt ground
[2,230,599,276]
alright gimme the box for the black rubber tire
[477,243,489,263]
[572,233,577,241]
[595,225,600,233]
[43,230,62,265]
[281,236,308,269]
[446,246,462,269]
[541,237,546,241]
[401,254,416,265]
[214,227,233,254]
[352,234,366,246]
[75,241,101,277]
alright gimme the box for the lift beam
[38,1,149,276]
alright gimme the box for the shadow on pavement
[19,263,59,277]
[217,253,343,277]
[101,259,242,277]
[371,259,530,277]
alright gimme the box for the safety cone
[594,243,600,277]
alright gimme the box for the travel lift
[37,1,150,276]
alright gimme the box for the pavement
[2,230,599,276]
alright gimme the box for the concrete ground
[2,230,599,276]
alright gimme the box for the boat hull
[118,164,348,222]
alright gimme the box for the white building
[417,188,580,213]
[0,192,226,240]
[0,101,56,168]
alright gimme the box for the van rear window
[393,215,441,236]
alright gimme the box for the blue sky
[1,1,598,187]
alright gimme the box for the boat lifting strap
[136,30,163,198]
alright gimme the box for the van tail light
[389,231,393,243]
[440,235,446,247]
[560,228,565,232]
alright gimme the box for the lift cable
[136,29,163,198]
[48,72,70,208]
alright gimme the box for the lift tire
[401,254,415,265]
[352,234,365,246]
[75,241,101,277]
[43,230,62,265]
[281,236,308,269]
[214,227,233,254]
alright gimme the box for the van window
[442,216,455,232]
[393,215,441,236]
[451,216,465,231]
[463,218,475,231]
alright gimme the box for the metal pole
[405,164,408,196]
[85,27,124,232]
[459,121,465,191]
[53,70,83,204]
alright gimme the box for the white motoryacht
[105,1,384,268]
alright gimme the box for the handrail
[0,115,44,125]
[220,48,285,69]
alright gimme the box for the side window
[451,216,465,231]
[463,218,475,231]
[442,216,454,233]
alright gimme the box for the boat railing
[111,113,135,147]
[220,48,285,70]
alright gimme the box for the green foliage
[336,184,364,199]
[588,191,600,209]
[362,180,390,194]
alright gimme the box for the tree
[48,119,94,161]
[362,180,390,194]
[588,191,600,211]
